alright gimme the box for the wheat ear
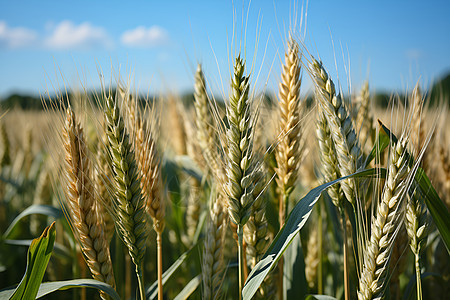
[410,84,425,155]
[305,225,319,289]
[194,64,222,175]
[167,95,187,155]
[309,58,361,205]
[243,165,268,267]
[243,163,269,299]
[103,94,148,300]
[134,105,165,300]
[274,36,303,199]
[0,122,11,167]
[316,107,346,208]
[358,137,411,300]
[355,81,374,150]
[225,55,258,299]
[94,123,115,242]
[225,55,256,226]
[268,35,304,298]
[316,82,350,299]
[202,193,227,300]
[405,188,428,300]
[62,107,115,299]
[438,141,450,208]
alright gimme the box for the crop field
[0,4,449,300]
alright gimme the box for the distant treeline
[1,72,449,111]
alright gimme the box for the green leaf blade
[10,222,56,300]
[242,168,380,300]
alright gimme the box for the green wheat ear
[103,93,148,269]
[225,55,257,227]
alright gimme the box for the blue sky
[1,0,449,97]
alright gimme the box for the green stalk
[73,249,80,300]
[136,264,146,300]
[318,198,323,294]
[125,253,131,299]
[278,193,289,300]
[238,224,244,300]
[415,253,422,300]
[115,236,125,299]
[341,210,349,300]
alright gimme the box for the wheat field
[0,13,449,300]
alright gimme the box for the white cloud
[0,21,38,49]
[45,20,112,50]
[121,26,169,48]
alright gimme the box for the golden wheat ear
[274,36,304,202]
[61,106,115,299]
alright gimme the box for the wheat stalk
[103,93,148,300]
[225,55,256,226]
[224,54,258,299]
[274,41,304,296]
[132,100,165,300]
[62,107,115,299]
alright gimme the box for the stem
[115,236,124,299]
[125,254,131,300]
[243,242,248,281]
[278,193,289,300]
[81,260,86,300]
[237,224,244,300]
[157,232,163,300]
[341,209,349,300]
[318,198,323,294]
[415,252,422,300]
[72,245,80,300]
[136,264,146,300]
